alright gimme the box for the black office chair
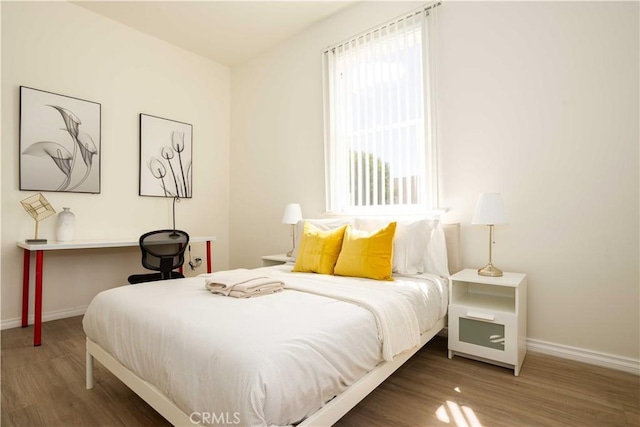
[127,229,190,284]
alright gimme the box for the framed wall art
[19,86,101,193]
[139,113,193,198]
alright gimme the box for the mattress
[83,264,447,426]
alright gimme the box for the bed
[83,219,461,426]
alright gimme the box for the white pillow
[354,217,449,277]
[292,218,355,260]
[424,221,449,277]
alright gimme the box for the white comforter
[82,265,447,426]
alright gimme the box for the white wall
[438,1,638,362]
[230,1,639,361]
[1,2,231,325]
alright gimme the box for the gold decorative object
[20,193,56,244]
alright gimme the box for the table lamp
[472,193,507,277]
[282,203,302,258]
[21,193,56,244]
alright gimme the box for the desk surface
[17,236,216,251]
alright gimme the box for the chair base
[127,272,185,285]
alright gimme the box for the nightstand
[448,268,527,376]
[261,254,291,267]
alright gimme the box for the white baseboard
[527,338,639,376]
[1,306,87,331]
[440,327,638,375]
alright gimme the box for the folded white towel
[204,269,284,298]
[205,269,261,295]
[229,280,284,298]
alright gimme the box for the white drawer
[448,305,518,365]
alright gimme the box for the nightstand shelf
[261,254,291,267]
[448,268,527,376]
[453,293,515,313]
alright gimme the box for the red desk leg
[206,240,212,273]
[34,250,44,347]
[21,249,30,328]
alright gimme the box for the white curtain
[323,3,440,214]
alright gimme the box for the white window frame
[322,3,440,215]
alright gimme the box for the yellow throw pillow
[334,222,397,281]
[292,223,348,275]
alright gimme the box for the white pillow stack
[355,218,448,277]
[291,216,450,278]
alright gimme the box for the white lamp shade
[472,193,507,225]
[282,203,303,224]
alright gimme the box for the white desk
[17,235,216,346]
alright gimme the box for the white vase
[56,207,76,242]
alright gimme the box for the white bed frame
[86,223,460,426]
[86,318,444,427]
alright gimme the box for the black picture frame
[19,86,101,193]
[139,113,193,198]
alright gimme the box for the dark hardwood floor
[2,316,638,426]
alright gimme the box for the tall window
[322,5,439,214]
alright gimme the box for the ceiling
[73,1,355,67]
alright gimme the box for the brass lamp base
[286,249,293,258]
[478,263,503,277]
